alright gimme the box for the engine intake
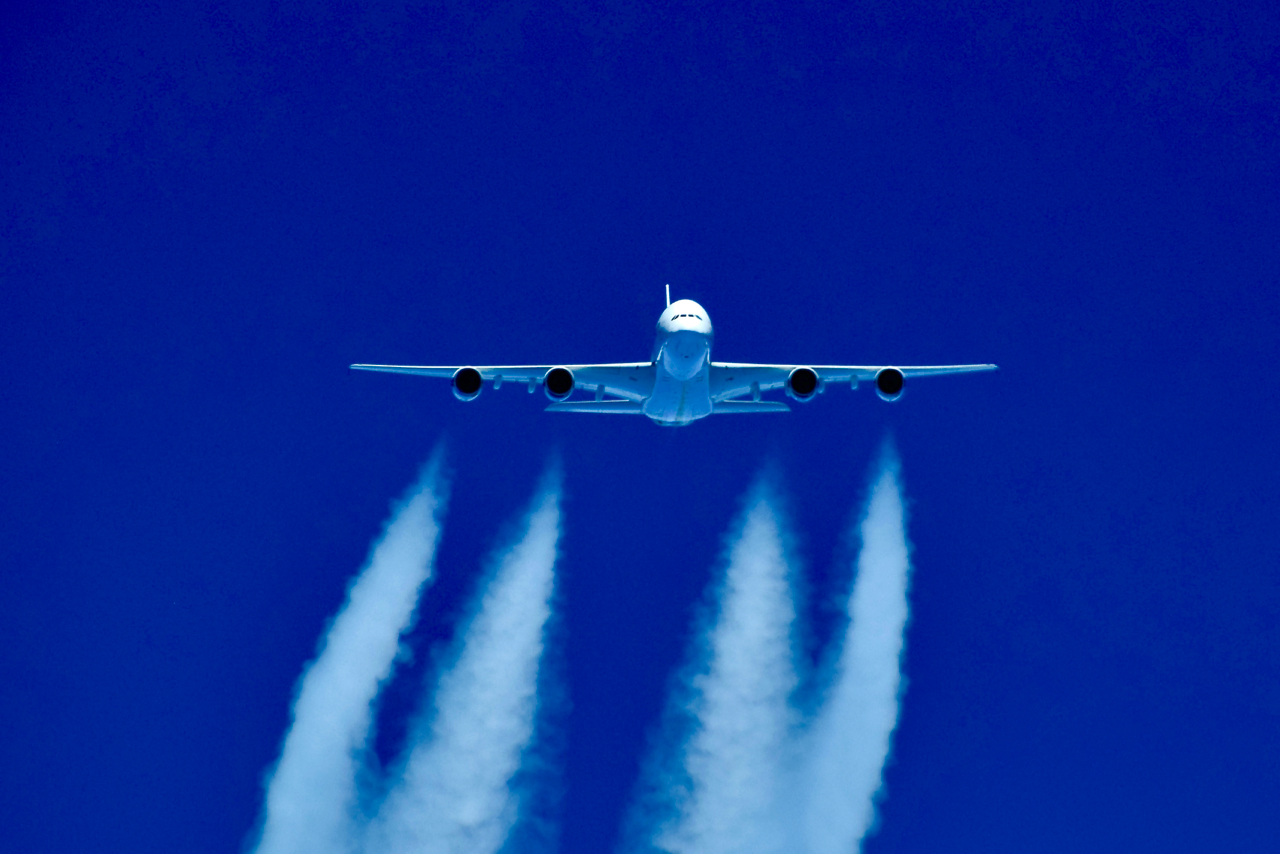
[452,367,483,401]
[875,367,905,402]
[786,367,821,402]
[544,367,575,401]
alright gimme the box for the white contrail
[801,449,912,854]
[252,458,448,854]
[368,470,562,854]
[629,478,800,854]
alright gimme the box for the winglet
[665,283,670,307]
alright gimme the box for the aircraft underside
[349,295,996,424]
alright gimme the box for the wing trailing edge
[713,401,790,413]
[545,401,645,414]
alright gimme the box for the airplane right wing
[710,362,997,401]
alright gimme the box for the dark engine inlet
[452,367,483,401]
[787,367,820,401]
[544,367,575,401]
[875,368,905,402]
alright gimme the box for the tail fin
[665,284,671,307]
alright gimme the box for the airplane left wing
[350,362,656,401]
[710,362,997,401]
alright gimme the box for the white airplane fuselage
[646,299,715,426]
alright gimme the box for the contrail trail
[623,451,913,854]
[368,469,563,854]
[252,457,448,854]
[250,450,908,854]
[627,477,801,854]
[801,448,912,854]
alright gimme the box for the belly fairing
[643,367,713,426]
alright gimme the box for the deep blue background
[3,2,1277,851]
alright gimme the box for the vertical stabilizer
[666,284,671,307]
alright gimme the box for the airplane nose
[661,331,708,380]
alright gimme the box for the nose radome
[671,329,704,352]
[662,330,709,379]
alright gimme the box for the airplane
[351,287,996,427]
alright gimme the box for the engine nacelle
[452,367,483,401]
[544,367,575,401]
[875,367,905,402]
[786,367,821,402]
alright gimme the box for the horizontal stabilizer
[545,401,644,414]
[713,401,791,414]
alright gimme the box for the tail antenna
[665,283,671,307]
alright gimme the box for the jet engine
[452,367,483,401]
[875,367,905,402]
[786,367,821,402]
[544,367,575,401]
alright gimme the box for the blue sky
[3,1,1277,851]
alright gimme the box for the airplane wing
[710,362,997,401]
[350,362,656,402]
